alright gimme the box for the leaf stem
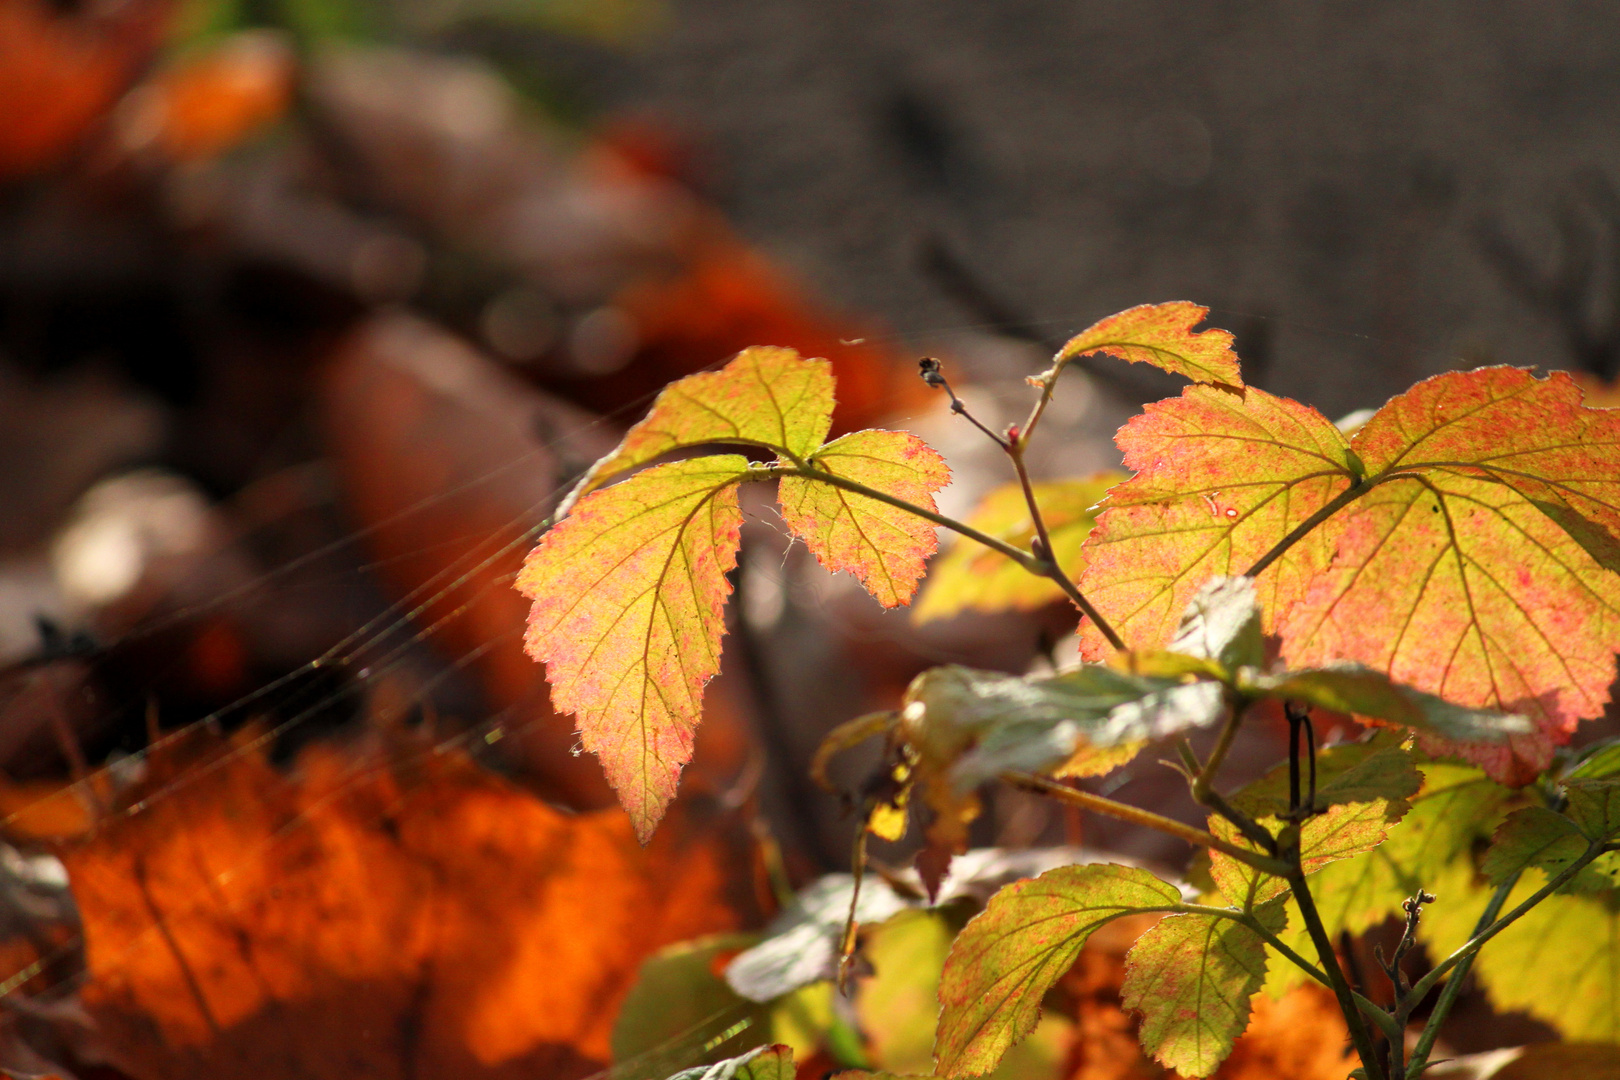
[769,464,1045,574]
[1190,701,1276,853]
[1291,868,1389,1080]
[1004,772,1293,877]
[1004,438,1127,651]
[1403,875,1518,1078]
[1402,839,1609,1008]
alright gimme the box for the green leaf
[665,1043,797,1080]
[563,346,833,509]
[615,934,769,1072]
[1567,777,1620,840]
[913,475,1122,623]
[1168,576,1264,671]
[778,430,951,607]
[517,455,752,841]
[1246,664,1531,744]
[1419,861,1620,1043]
[1482,806,1620,893]
[1259,763,1512,997]
[1121,899,1284,1078]
[1569,739,1620,780]
[1044,302,1244,389]
[1207,736,1421,910]
[934,863,1183,1077]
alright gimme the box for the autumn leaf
[1077,385,1357,656]
[777,430,951,607]
[562,346,833,510]
[1121,900,1283,1078]
[58,730,757,1080]
[1041,302,1243,390]
[911,475,1121,623]
[1481,806,1620,892]
[933,863,1183,1078]
[1080,365,1620,782]
[518,456,752,841]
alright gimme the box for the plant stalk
[1291,868,1390,1080]
[1403,875,1517,1078]
[1244,478,1376,579]
[1003,772,1293,877]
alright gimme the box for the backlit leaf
[1080,363,1620,783]
[934,863,1183,1077]
[778,430,951,607]
[1077,385,1356,656]
[1208,736,1421,910]
[563,346,832,509]
[1567,777,1620,839]
[1482,806,1620,893]
[1121,900,1284,1078]
[1283,368,1620,782]
[1259,762,1512,997]
[518,456,752,841]
[1419,860,1620,1043]
[1043,302,1243,389]
[911,475,1121,623]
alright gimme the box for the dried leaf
[912,475,1121,623]
[778,430,951,608]
[1044,302,1243,389]
[563,346,832,510]
[59,731,756,1080]
[1121,899,1283,1078]
[518,456,750,840]
[934,863,1183,1078]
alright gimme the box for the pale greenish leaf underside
[665,1043,797,1080]
[934,863,1182,1078]
[1121,899,1284,1078]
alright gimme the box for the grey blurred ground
[586,0,1620,416]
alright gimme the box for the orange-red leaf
[518,456,752,840]
[1077,385,1356,656]
[563,345,833,509]
[911,474,1121,624]
[1043,302,1243,389]
[1283,368,1620,781]
[778,430,951,607]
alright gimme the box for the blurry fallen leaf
[120,30,294,162]
[54,728,759,1080]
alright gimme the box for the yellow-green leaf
[518,455,751,841]
[563,346,833,509]
[934,863,1182,1077]
[911,475,1121,623]
[1418,860,1620,1043]
[1043,302,1243,389]
[1482,806,1620,893]
[779,430,951,607]
[1121,900,1283,1078]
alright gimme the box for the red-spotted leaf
[562,346,833,510]
[934,863,1182,1077]
[517,456,751,841]
[778,430,951,607]
[1041,302,1243,390]
[1121,900,1283,1077]
[912,474,1122,623]
[1283,368,1620,782]
[1077,385,1357,656]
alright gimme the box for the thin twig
[1190,702,1276,852]
[1003,772,1293,877]
[1244,479,1377,579]
[1404,876,1518,1077]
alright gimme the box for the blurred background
[2,2,1620,1078]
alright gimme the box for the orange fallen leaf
[54,729,758,1080]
